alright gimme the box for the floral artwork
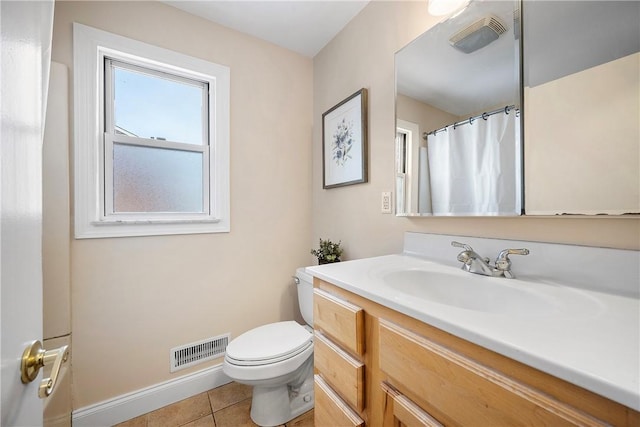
[322,89,368,189]
[332,118,354,166]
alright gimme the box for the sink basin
[382,269,560,316]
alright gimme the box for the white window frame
[396,119,420,214]
[103,58,211,220]
[73,23,230,238]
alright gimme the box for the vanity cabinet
[313,288,365,426]
[313,278,640,427]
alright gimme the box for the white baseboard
[72,364,232,426]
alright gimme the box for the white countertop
[307,253,640,411]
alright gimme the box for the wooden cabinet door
[379,319,608,427]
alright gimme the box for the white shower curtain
[427,111,521,215]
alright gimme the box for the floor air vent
[170,333,230,372]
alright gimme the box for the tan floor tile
[182,414,216,427]
[213,399,258,427]
[114,414,147,427]
[112,383,309,427]
[147,392,212,427]
[207,382,253,412]
[286,409,313,427]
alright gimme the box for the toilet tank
[295,267,314,326]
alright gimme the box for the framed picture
[322,88,368,189]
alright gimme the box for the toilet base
[249,358,314,426]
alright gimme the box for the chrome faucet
[451,241,529,279]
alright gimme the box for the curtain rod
[423,105,519,139]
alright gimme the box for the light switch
[381,191,392,214]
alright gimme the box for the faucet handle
[496,248,530,260]
[451,241,473,265]
[452,241,486,265]
[495,248,530,278]
[451,241,473,252]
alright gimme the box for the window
[104,59,209,216]
[73,23,230,238]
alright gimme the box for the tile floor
[114,382,314,427]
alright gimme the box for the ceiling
[162,0,370,57]
[161,0,639,117]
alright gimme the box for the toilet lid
[226,321,313,365]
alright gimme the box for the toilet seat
[225,321,313,366]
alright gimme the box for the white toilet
[223,267,314,426]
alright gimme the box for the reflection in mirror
[524,1,639,215]
[395,0,522,216]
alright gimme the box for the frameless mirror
[523,1,639,215]
[395,0,640,217]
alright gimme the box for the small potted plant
[310,238,343,264]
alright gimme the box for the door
[1,1,54,425]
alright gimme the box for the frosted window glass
[113,66,205,145]
[113,144,203,213]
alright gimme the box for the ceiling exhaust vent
[170,333,230,372]
[450,15,508,54]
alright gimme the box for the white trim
[73,23,230,238]
[72,365,231,426]
[396,119,420,214]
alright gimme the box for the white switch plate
[381,191,392,214]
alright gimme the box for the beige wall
[312,0,639,263]
[43,62,72,427]
[51,1,312,407]
[44,62,71,341]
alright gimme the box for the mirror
[396,0,640,216]
[395,0,521,216]
[523,1,639,215]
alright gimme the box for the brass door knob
[21,340,69,398]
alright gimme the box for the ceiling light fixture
[428,0,471,17]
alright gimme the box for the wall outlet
[381,191,392,214]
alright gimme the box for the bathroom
[1,0,638,426]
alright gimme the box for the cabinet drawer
[382,382,443,427]
[379,319,608,427]
[313,288,364,356]
[314,331,365,412]
[314,375,364,427]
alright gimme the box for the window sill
[76,218,230,239]
[93,217,221,225]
